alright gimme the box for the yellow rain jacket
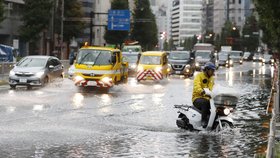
[192,71,214,102]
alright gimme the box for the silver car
[9,55,64,89]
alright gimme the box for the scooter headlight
[217,107,231,116]
[223,108,230,115]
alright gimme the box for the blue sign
[108,9,130,31]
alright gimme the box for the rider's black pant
[193,98,210,123]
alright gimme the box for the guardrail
[266,61,279,158]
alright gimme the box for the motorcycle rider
[192,62,216,128]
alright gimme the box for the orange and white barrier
[136,69,163,81]
[74,76,113,88]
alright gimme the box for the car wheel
[10,85,16,89]
[42,77,49,87]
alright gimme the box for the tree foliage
[20,0,53,42]
[62,0,85,43]
[104,0,129,46]
[0,0,5,23]
[20,0,84,43]
[242,16,259,52]
[131,0,158,51]
[253,0,280,52]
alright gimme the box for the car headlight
[185,64,190,68]
[73,75,85,85]
[195,62,199,67]
[101,77,112,84]
[9,70,15,76]
[271,59,274,63]
[155,67,162,72]
[35,71,45,78]
[230,60,233,64]
[137,65,144,72]
[130,64,137,69]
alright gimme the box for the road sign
[108,9,130,31]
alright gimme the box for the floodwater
[0,62,274,157]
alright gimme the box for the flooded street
[0,62,274,157]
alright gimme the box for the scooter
[174,93,238,132]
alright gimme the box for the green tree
[183,37,195,51]
[63,0,85,43]
[220,20,241,50]
[131,0,158,51]
[168,38,174,50]
[163,39,168,51]
[20,0,53,54]
[20,0,84,54]
[242,15,259,52]
[0,0,5,23]
[104,0,129,47]
[253,0,280,53]
[214,34,221,51]
[20,0,53,42]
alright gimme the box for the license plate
[19,78,27,83]
[87,81,97,86]
[176,71,181,74]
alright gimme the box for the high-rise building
[171,0,204,46]
[213,0,254,35]
[150,0,170,50]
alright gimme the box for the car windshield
[218,54,228,60]
[140,55,161,65]
[122,46,141,52]
[263,54,272,60]
[195,51,210,59]
[17,57,47,67]
[230,51,242,57]
[77,49,111,65]
[169,51,190,60]
[123,54,138,63]
[244,52,250,57]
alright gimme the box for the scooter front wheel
[213,120,233,132]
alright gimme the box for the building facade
[0,0,24,55]
[213,0,254,35]
[171,0,204,46]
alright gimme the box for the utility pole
[60,0,64,59]
[89,11,107,46]
[226,0,229,21]
[90,11,93,46]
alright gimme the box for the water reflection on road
[0,62,274,157]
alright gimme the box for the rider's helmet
[204,62,216,71]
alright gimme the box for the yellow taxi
[136,51,169,82]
